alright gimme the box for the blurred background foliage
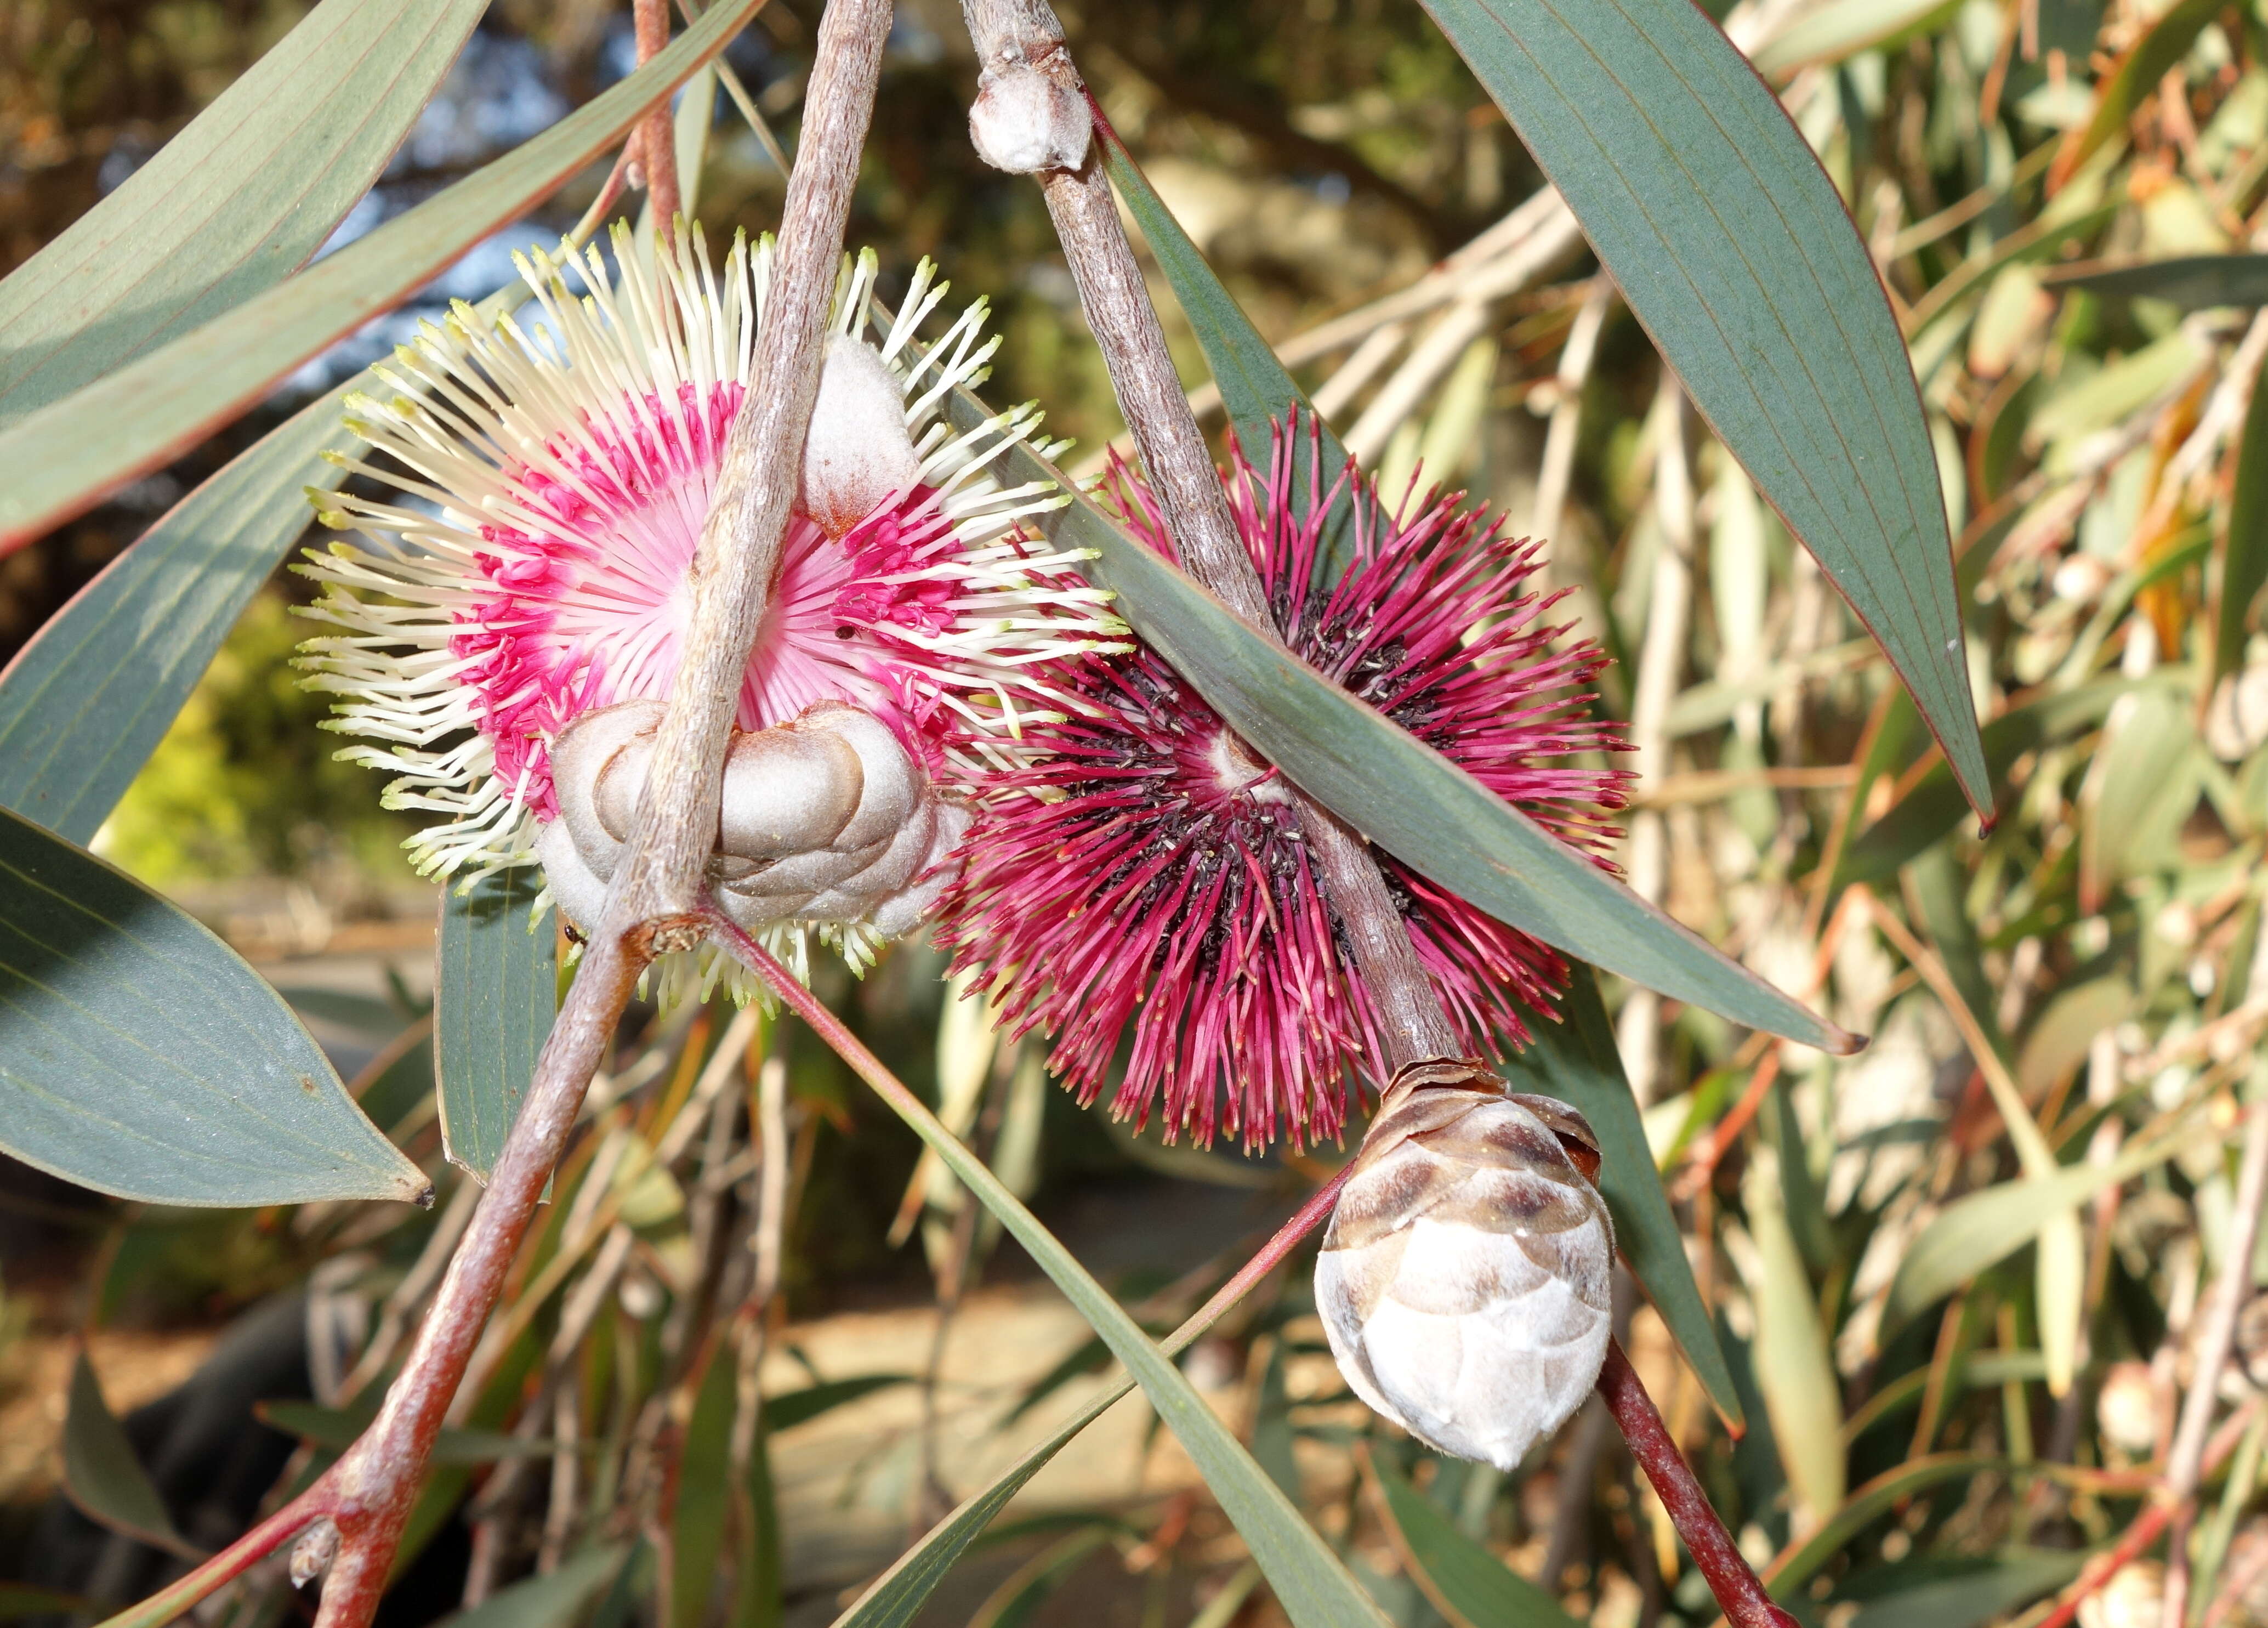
[6,1,2268,1628]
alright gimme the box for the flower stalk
[954,0,1458,1071]
[83,9,897,1628]
[950,5,1789,1626]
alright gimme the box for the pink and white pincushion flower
[298,224,1126,994]
[935,423,1632,1149]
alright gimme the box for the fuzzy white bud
[1315,1060,1613,1471]
[800,333,920,538]
[2095,1360,2159,1456]
[538,699,964,942]
[2077,1562,2163,1628]
[968,61,1091,175]
[288,1518,339,1588]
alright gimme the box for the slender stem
[956,0,1457,1072]
[2162,1101,2268,1628]
[91,1501,332,1628]
[951,14,1792,1628]
[704,905,1349,1342]
[633,0,682,237]
[1598,1341,1798,1628]
[293,7,891,1625]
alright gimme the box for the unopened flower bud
[1315,1059,1613,1470]
[801,333,920,538]
[968,60,1091,175]
[288,1517,339,1588]
[2077,1561,2162,1628]
[2096,1360,2158,1456]
[537,698,965,942]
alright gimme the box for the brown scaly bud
[1315,1058,1614,1469]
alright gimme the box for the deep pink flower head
[936,422,1631,1149]
[297,224,1125,995]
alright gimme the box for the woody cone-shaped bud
[1315,1059,1614,1470]
[536,697,967,942]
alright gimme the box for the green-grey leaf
[1839,676,2171,886]
[0,0,766,552]
[0,0,485,427]
[1748,0,1957,75]
[0,275,543,845]
[2041,255,2268,311]
[850,1064,1389,1628]
[1369,1455,1580,1628]
[767,1374,911,1430]
[255,1399,549,1464]
[0,807,429,1206]
[977,416,1852,1050]
[64,1354,196,1559]
[832,1403,1115,1628]
[2050,0,2219,188]
[1846,1552,2084,1628]
[673,1340,739,1628]
[434,1545,631,1628]
[1413,0,1990,818]
[1096,130,1358,582]
[2221,344,2268,685]
[1882,1138,2178,1333]
[1500,966,1743,1430]
[1765,1456,1999,1599]
[0,401,345,842]
[439,867,558,1184]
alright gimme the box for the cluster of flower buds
[1315,1059,1615,1470]
[535,697,968,942]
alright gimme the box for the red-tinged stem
[2034,1404,2260,1628]
[90,1495,333,1628]
[700,904,1352,1358]
[1596,1340,1798,1628]
[633,0,681,239]
[2036,1504,2177,1628]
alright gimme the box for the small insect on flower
[1315,1059,1613,1470]
[935,418,1630,1148]
[297,223,1127,1001]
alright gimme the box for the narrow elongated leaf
[436,1545,631,1628]
[1846,1553,2083,1628]
[0,274,542,843]
[0,0,767,552]
[1764,1456,2000,1598]
[1883,1138,2179,1332]
[846,1058,1389,1628]
[0,807,429,1206]
[255,1399,548,1464]
[1369,1455,1581,1628]
[673,1338,738,1628]
[0,404,344,841]
[766,1374,910,1430]
[63,1355,197,1559]
[832,1402,1119,1628]
[1413,0,1990,817]
[1839,677,2170,886]
[2042,256,2268,311]
[1748,0,1957,76]
[2221,344,2268,685]
[0,0,485,426]
[1742,1160,1844,1524]
[1499,966,1743,1430]
[1096,131,1358,581]
[964,404,1852,1050]
[2050,0,2220,189]
[438,867,558,1183]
